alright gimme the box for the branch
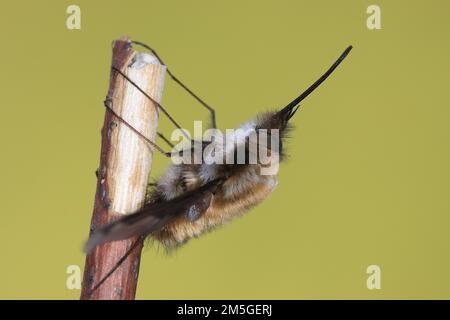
[80,36,166,300]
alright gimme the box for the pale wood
[109,52,165,214]
[80,37,166,300]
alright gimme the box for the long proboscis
[281,45,353,116]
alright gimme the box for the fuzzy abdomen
[154,175,278,248]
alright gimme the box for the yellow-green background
[1,0,449,299]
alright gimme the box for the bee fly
[85,44,352,254]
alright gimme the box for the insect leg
[157,132,175,148]
[131,40,217,129]
[103,98,171,157]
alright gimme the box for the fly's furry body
[84,45,352,254]
[151,118,280,248]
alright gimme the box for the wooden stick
[80,37,166,300]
